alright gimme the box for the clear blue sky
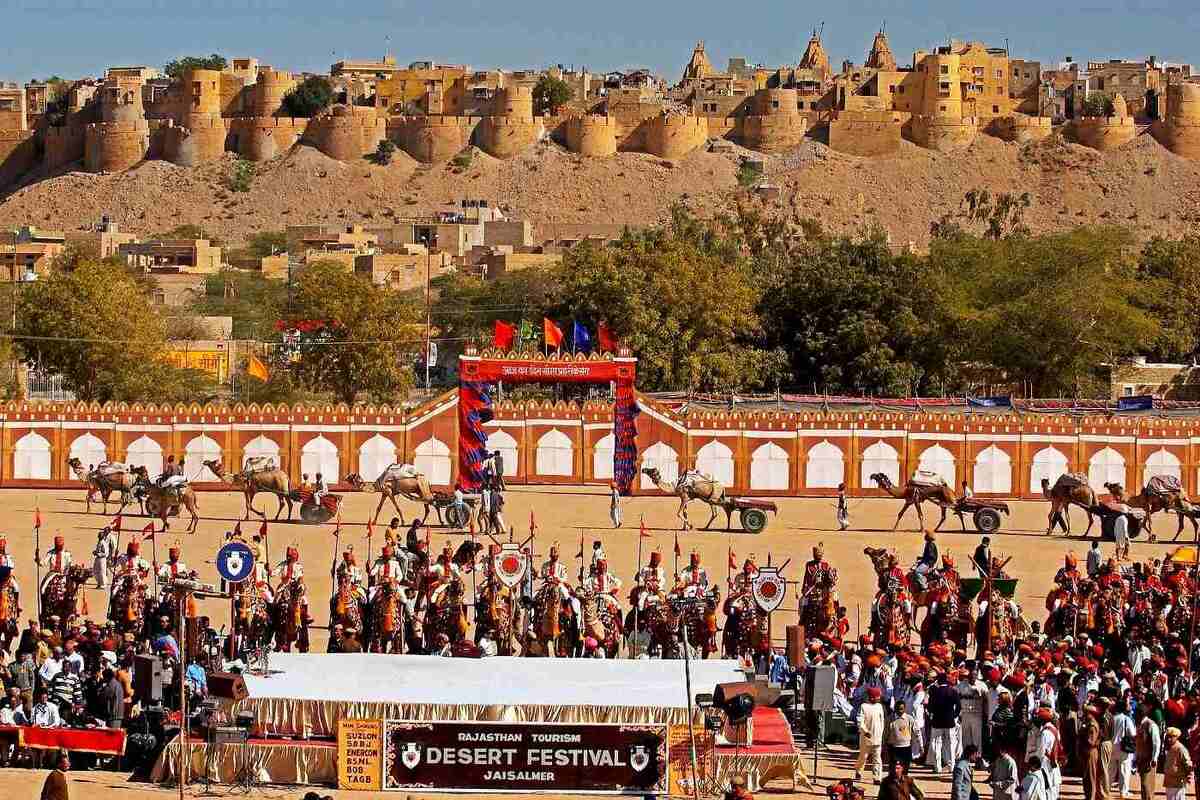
[4,0,1198,83]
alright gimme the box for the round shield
[752,567,787,613]
[495,544,527,588]
[216,541,255,584]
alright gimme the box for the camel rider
[369,544,405,601]
[156,546,194,586]
[1096,558,1124,591]
[272,546,312,624]
[248,540,273,604]
[802,544,835,610]
[112,540,151,587]
[0,537,20,606]
[587,542,607,579]
[912,530,939,590]
[676,551,709,591]
[313,473,327,506]
[427,544,463,606]
[36,536,73,593]
[539,545,571,601]
[1054,554,1082,597]
[880,552,912,616]
[585,558,623,618]
[158,455,188,497]
[335,549,368,604]
[633,551,667,609]
[730,557,759,598]
[940,554,961,594]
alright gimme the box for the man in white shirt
[38,647,64,685]
[61,640,85,676]
[1086,541,1102,579]
[1020,756,1048,800]
[30,689,61,727]
[855,686,885,783]
[958,662,990,768]
[1110,699,1136,799]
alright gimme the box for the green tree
[1134,234,1200,361]
[286,261,420,403]
[280,76,335,118]
[372,139,397,165]
[187,268,287,340]
[532,75,574,116]
[758,226,956,396]
[555,208,788,392]
[931,189,1032,241]
[164,54,227,80]
[246,229,288,258]
[930,226,1159,396]
[1081,93,1115,118]
[14,260,214,402]
[430,267,561,359]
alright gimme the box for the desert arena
[0,482,1179,798]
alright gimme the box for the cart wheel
[974,508,1002,534]
[741,508,768,533]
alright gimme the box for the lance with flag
[143,522,158,597]
[33,506,42,619]
[633,515,650,657]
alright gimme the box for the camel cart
[952,498,1010,534]
[718,497,778,533]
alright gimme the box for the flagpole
[366,521,374,567]
[633,516,644,659]
[151,527,159,600]
[34,508,41,621]
[331,524,341,586]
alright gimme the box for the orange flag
[34,508,42,529]
[640,516,650,538]
[728,548,737,570]
[247,355,270,382]
[259,520,269,538]
[366,520,375,539]
[142,523,156,540]
[674,531,681,557]
[543,318,563,350]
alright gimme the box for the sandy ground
[0,485,1177,798]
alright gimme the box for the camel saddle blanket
[380,463,421,482]
[910,470,947,488]
[94,462,128,478]
[1053,473,1089,491]
[242,456,276,475]
[1147,474,1183,496]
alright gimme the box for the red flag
[493,320,516,350]
[142,523,156,540]
[366,520,375,539]
[674,531,681,557]
[728,548,737,570]
[597,321,616,352]
[543,318,563,349]
[111,514,122,533]
[34,508,42,529]
[259,520,268,538]
[640,517,650,538]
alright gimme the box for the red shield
[494,544,527,588]
[752,567,787,613]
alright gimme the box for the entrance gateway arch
[457,346,639,492]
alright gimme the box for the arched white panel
[695,440,735,486]
[973,444,1012,494]
[750,442,790,491]
[358,434,398,482]
[1088,447,1126,492]
[125,435,163,477]
[414,437,452,486]
[300,435,340,482]
[917,444,956,485]
[13,431,51,480]
[861,440,900,488]
[242,435,281,469]
[640,441,679,490]
[69,433,107,479]
[535,429,574,477]
[592,433,615,482]
[484,430,519,479]
[1145,448,1182,481]
[1030,446,1069,491]
[805,440,844,489]
[184,434,222,481]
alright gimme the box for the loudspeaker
[133,654,163,704]
[786,625,804,668]
[207,672,249,701]
[805,664,836,712]
[713,681,758,709]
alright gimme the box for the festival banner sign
[382,720,668,793]
[338,719,384,791]
[460,356,635,385]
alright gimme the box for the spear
[33,505,42,620]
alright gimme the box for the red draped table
[0,725,126,754]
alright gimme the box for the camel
[344,466,437,525]
[1040,475,1097,537]
[130,467,201,533]
[869,473,957,531]
[204,458,296,521]
[641,466,730,530]
[1104,481,1191,541]
[68,457,140,515]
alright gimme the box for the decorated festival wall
[0,391,1196,500]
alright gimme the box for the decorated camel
[0,568,20,653]
[68,458,139,515]
[863,546,939,627]
[1105,478,1192,540]
[641,466,731,530]
[130,467,200,532]
[204,458,296,521]
[1040,474,1097,536]
[869,473,957,531]
[344,465,437,525]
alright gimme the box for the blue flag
[572,321,592,353]
[1117,395,1154,411]
[967,396,1012,409]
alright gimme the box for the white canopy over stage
[229,653,747,739]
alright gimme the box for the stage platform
[714,708,810,792]
[225,653,748,739]
[152,736,336,786]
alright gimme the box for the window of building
[995,68,1003,78]
[940,104,947,112]
[940,65,949,75]
[889,85,896,93]
[1013,68,1020,78]
[897,86,905,94]
[771,100,779,108]
[974,67,985,77]
[797,101,805,109]
[1123,385,1136,397]
[993,105,1000,113]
